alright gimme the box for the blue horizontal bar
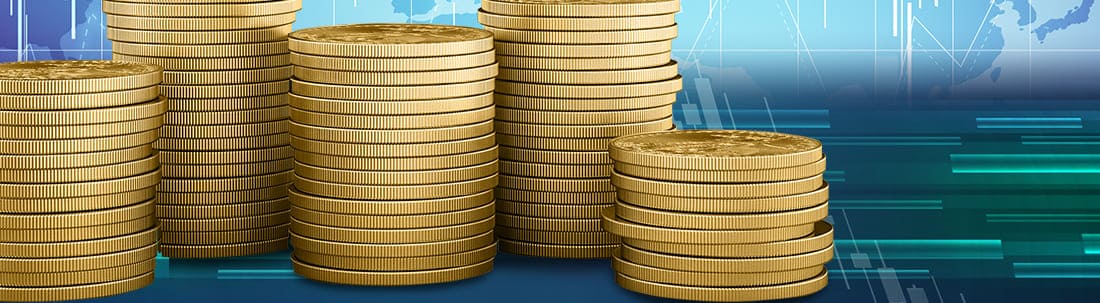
[827,269,930,280]
[835,240,1003,260]
[1014,263,1100,278]
[952,154,1100,173]
[987,214,1100,223]
[977,117,1081,122]
[831,200,943,210]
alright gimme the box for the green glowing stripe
[976,117,1081,122]
[835,240,1003,260]
[1083,234,1100,254]
[1014,263,1100,278]
[987,214,1100,223]
[831,200,943,210]
[952,154,1100,173]
[1002,241,1086,257]
[978,125,1082,129]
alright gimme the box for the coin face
[612,130,821,159]
[0,60,160,81]
[290,24,492,45]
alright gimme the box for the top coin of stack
[601,130,833,302]
[478,0,682,259]
[286,24,500,286]
[0,60,164,302]
[103,0,303,258]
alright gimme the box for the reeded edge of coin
[495,118,673,138]
[483,24,679,45]
[288,119,493,144]
[166,94,287,113]
[611,171,824,199]
[498,174,613,193]
[159,224,289,246]
[289,187,494,216]
[0,258,155,288]
[496,226,620,245]
[495,76,682,99]
[493,40,672,58]
[292,241,496,272]
[106,13,298,31]
[292,159,497,186]
[156,183,288,206]
[290,50,496,72]
[289,201,494,230]
[0,226,158,258]
[621,221,835,258]
[499,146,611,165]
[158,146,292,165]
[288,230,495,258]
[497,52,672,71]
[292,143,498,169]
[0,243,156,273]
[0,115,163,140]
[291,63,498,86]
[614,270,828,302]
[0,98,165,126]
[158,210,290,232]
[496,213,604,232]
[291,256,493,286]
[162,66,292,86]
[614,201,829,230]
[101,0,302,17]
[288,215,495,244]
[494,188,616,205]
[290,78,494,101]
[0,199,154,229]
[615,156,826,183]
[601,208,815,245]
[612,249,825,287]
[157,170,291,193]
[158,237,288,259]
[0,86,159,111]
[289,91,493,116]
[0,215,156,244]
[500,160,612,179]
[495,104,674,125]
[110,53,290,71]
[0,153,159,184]
[496,200,613,219]
[159,120,288,139]
[619,243,835,273]
[153,133,290,152]
[616,182,830,213]
[477,9,677,31]
[287,24,494,58]
[494,92,676,112]
[0,186,155,214]
[106,24,295,45]
[0,271,154,302]
[480,0,681,17]
[291,173,498,201]
[289,105,494,130]
[497,238,614,259]
[0,169,159,199]
[155,197,290,219]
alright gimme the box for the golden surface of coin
[290,51,496,72]
[158,237,288,259]
[614,270,828,302]
[289,105,493,130]
[496,200,612,219]
[163,67,292,86]
[495,76,681,98]
[612,251,824,287]
[478,10,676,31]
[499,147,612,165]
[157,170,291,193]
[500,161,612,179]
[615,156,826,183]
[0,154,159,184]
[158,146,292,165]
[497,62,677,85]
[106,25,294,45]
[0,227,157,258]
[0,187,155,214]
[110,53,290,71]
[497,238,614,259]
[0,129,154,155]
[158,210,290,232]
[493,40,671,58]
[609,130,824,170]
[601,209,815,244]
[496,118,672,139]
[291,64,497,86]
[159,121,287,139]
[0,60,160,95]
[157,183,288,206]
[480,0,681,17]
[616,183,829,214]
[166,95,287,112]
[0,98,165,126]
[0,272,154,302]
[159,224,289,246]
[498,175,613,192]
[621,221,834,258]
[106,12,297,31]
[483,24,678,44]
[289,92,492,116]
[292,173,497,201]
[153,133,289,151]
[101,0,302,17]
[288,120,492,144]
[0,215,155,244]
[163,107,287,126]
[292,241,496,271]
[496,52,671,70]
[619,243,834,273]
[291,257,493,286]
[0,169,159,199]
[0,259,155,288]
[290,78,494,101]
[289,230,495,258]
[155,197,289,219]
[290,201,493,229]
[0,243,156,273]
[160,81,288,99]
[290,187,493,216]
[496,227,619,245]
[293,146,498,171]
[0,116,162,140]
[611,172,823,199]
[0,144,153,170]
[614,202,829,230]
[0,86,158,111]
[289,216,494,244]
[160,159,293,179]
[290,134,495,158]
[496,214,604,232]
[495,105,673,125]
[289,23,493,58]
[494,188,616,205]
[292,159,497,186]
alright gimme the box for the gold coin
[160,224,289,245]
[612,172,823,199]
[496,227,619,245]
[288,24,493,58]
[289,119,492,144]
[0,60,161,95]
[160,81,288,99]
[0,226,157,258]
[292,64,497,86]
[290,78,494,101]
[480,0,681,17]
[0,154,159,184]
[496,76,681,98]
[102,0,302,17]
[617,183,829,214]
[293,159,497,186]
[289,230,495,258]
[160,158,293,179]
[291,51,496,72]
[157,183,288,206]
[0,86,158,111]
[497,238,614,259]
[0,145,153,170]
[498,175,613,192]
[163,67,292,86]
[478,10,676,31]
[0,272,154,302]
[494,188,616,205]
[163,107,288,126]
[610,130,824,171]
[158,237,288,259]
[289,92,493,116]
[500,161,611,179]
[484,24,677,44]
[289,105,493,130]
[496,200,612,219]
[158,146,292,165]
[499,147,611,165]
[0,215,155,244]
[613,250,823,287]
[0,259,154,288]
[156,197,289,219]
[0,243,156,273]
[158,170,291,193]
[291,134,495,158]
[289,215,494,244]
[495,93,676,111]
[0,98,165,126]
[159,210,290,232]
[615,270,828,302]
[106,24,294,44]
[0,169,159,199]
[601,209,815,245]
[291,256,493,286]
[0,186,155,214]
[616,156,827,183]
[293,241,496,271]
[498,62,677,85]
[291,201,493,230]
[496,213,603,232]
[106,12,297,31]
[294,146,498,172]
[153,133,290,151]
[160,120,287,139]
[495,105,673,126]
[498,52,671,70]
[622,221,835,258]
[112,41,289,58]
[290,187,493,216]
[292,173,498,201]
[497,118,672,139]
[620,243,834,273]
[166,94,287,112]
[111,53,289,71]
[0,200,152,229]
[0,115,161,140]
[615,202,828,230]
[494,40,672,58]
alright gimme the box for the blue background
[3,0,1100,302]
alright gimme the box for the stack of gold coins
[286,24,499,286]
[0,61,163,301]
[601,130,833,302]
[478,0,681,258]
[102,0,302,258]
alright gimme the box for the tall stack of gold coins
[601,130,834,302]
[0,61,163,301]
[478,0,682,258]
[102,0,302,258]
[286,24,499,286]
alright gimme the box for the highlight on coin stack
[102,0,303,258]
[0,61,164,302]
[601,130,833,302]
[286,24,500,286]
[479,0,681,259]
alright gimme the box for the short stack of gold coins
[102,0,303,258]
[600,130,834,302]
[0,61,164,301]
[285,24,500,286]
[478,0,682,258]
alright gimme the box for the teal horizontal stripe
[831,200,943,210]
[1083,234,1100,254]
[1003,241,1086,257]
[976,117,1081,122]
[217,269,298,280]
[978,125,1082,129]
[828,269,930,280]
[952,154,1100,173]
[1014,263,1100,278]
[1022,136,1100,145]
[820,136,961,146]
[987,214,1100,223]
[835,240,1003,260]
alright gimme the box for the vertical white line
[907,1,914,101]
[892,0,898,36]
[331,0,336,24]
[934,0,939,7]
[722,93,737,130]
[1028,0,1033,97]
[353,0,357,7]
[919,0,923,9]
[8,0,11,16]
[823,0,827,29]
[874,0,878,97]
[796,0,801,94]
[951,0,955,86]
[762,97,777,132]
[70,0,76,40]
[15,0,22,61]
[719,0,723,69]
